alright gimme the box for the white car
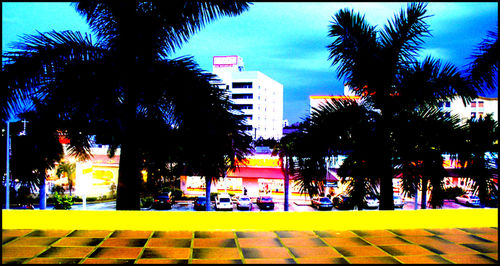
[364,196,379,209]
[215,193,233,211]
[393,195,405,208]
[455,194,480,207]
[236,196,253,210]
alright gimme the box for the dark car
[256,196,275,210]
[152,193,172,210]
[485,194,498,208]
[312,197,333,210]
[193,196,207,211]
[332,194,354,210]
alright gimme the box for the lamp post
[5,121,11,209]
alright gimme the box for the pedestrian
[244,187,247,195]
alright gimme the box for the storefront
[180,154,309,198]
[47,147,119,198]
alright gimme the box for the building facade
[180,152,308,200]
[212,55,283,140]
[438,96,498,122]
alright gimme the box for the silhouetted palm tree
[327,3,476,209]
[2,2,251,210]
[272,133,298,211]
[468,29,498,93]
[394,107,464,209]
[1,110,64,207]
[458,114,498,207]
[309,98,380,209]
[55,161,76,196]
[179,89,252,211]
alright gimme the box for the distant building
[438,96,498,122]
[309,95,361,114]
[212,55,283,140]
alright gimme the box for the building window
[233,104,253,110]
[471,101,476,108]
[438,102,444,108]
[478,112,484,118]
[445,112,450,118]
[238,115,252,120]
[243,125,253,131]
[471,112,476,119]
[232,82,252,88]
[478,101,484,108]
[445,101,451,107]
[232,93,253,99]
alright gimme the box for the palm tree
[327,3,476,209]
[55,161,76,196]
[1,110,64,208]
[394,107,464,209]
[309,98,381,209]
[468,29,498,93]
[177,87,253,211]
[458,114,498,207]
[272,133,298,211]
[2,2,251,210]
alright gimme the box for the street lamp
[5,121,12,209]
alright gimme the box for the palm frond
[468,28,498,93]
[74,1,251,57]
[327,8,378,83]
[379,2,431,64]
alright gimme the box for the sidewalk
[3,227,497,264]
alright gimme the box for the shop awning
[228,167,285,180]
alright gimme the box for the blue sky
[2,2,498,124]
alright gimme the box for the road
[67,199,492,211]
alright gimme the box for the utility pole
[284,155,289,211]
[5,122,11,209]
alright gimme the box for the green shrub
[86,197,97,202]
[73,196,82,202]
[141,196,154,208]
[52,192,74,210]
[443,186,466,199]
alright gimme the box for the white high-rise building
[212,55,283,140]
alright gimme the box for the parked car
[193,196,207,211]
[236,196,253,210]
[332,194,354,210]
[393,194,405,208]
[455,194,480,207]
[152,193,172,210]
[364,195,379,209]
[485,194,498,208]
[312,197,333,210]
[256,196,275,210]
[215,193,233,211]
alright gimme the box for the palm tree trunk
[116,100,141,210]
[116,140,141,210]
[378,114,395,210]
[421,176,428,209]
[205,177,212,211]
[379,151,395,210]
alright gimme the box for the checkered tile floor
[2,228,497,264]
